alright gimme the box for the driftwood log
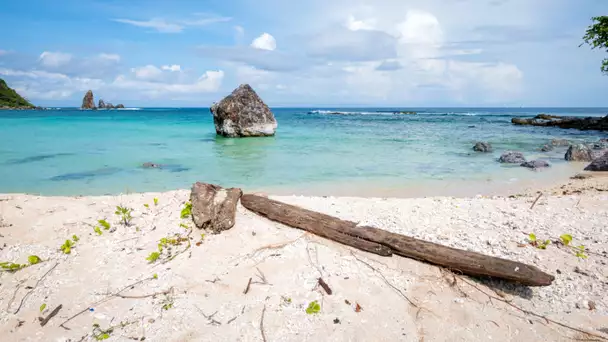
[241,194,555,286]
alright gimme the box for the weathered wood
[241,195,392,256]
[241,194,555,286]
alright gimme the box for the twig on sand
[318,278,333,295]
[226,306,246,324]
[233,233,308,264]
[530,193,543,210]
[456,274,608,341]
[60,275,156,330]
[350,252,418,308]
[194,305,222,326]
[39,304,62,326]
[115,288,172,299]
[260,304,267,342]
[306,242,323,277]
[252,267,270,285]
[13,262,59,314]
[243,277,253,294]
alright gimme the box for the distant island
[81,90,124,110]
[0,78,35,109]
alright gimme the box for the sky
[0,0,606,107]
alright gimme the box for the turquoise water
[0,107,606,197]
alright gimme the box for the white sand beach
[1,176,607,342]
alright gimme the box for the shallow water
[0,107,605,197]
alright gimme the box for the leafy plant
[528,233,550,249]
[560,234,573,246]
[92,323,112,340]
[94,226,103,235]
[575,245,588,259]
[98,219,111,230]
[72,235,79,242]
[144,203,149,209]
[153,198,159,206]
[146,252,161,264]
[40,303,46,312]
[306,300,321,314]
[180,202,192,219]
[0,262,27,272]
[161,295,174,311]
[179,223,189,229]
[28,255,42,265]
[153,273,158,279]
[581,16,608,74]
[115,206,133,226]
[61,239,74,254]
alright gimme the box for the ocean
[0,107,606,197]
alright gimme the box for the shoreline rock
[565,144,593,162]
[499,151,526,164]
[210,84,277,137]
[473,142,492,153]
[190,182,242,233]
[512,114,608,131]
[521,160,550,169]
[584,151,608,171]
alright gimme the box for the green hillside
[0,78,34,108]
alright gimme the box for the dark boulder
[190,182,242,233]
[499,151,526,164]
[521,160,550,169]
[512,114,608,131]
[210,84,277,137]
[81,90,96,109]
[565,144,593,162]
[584,151,608,171]
[473,142,492,152]
[98,99,106,108]
[116,104,125,109]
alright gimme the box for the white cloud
[39,51,73,67]
[130,65,163,80]
[0,67,104,99]
[251,33,277,51]
[346,15,376,31]
[112,70,224,96]
[113,14,231,33]
[113,18,184,33]
[161,64,181,72]
[99,53,121,62]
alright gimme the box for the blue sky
[0,0,606,107]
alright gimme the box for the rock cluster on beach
[585,151,608,171]
[80,90,124,110]
[512,114,608,131]
[210,84,277,137]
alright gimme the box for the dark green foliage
[0,78,35,108]
[582,16,608,74]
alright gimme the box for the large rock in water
[473,142,492,152]
[584,151,608,171]
[511,114,608,131]
[565,144,593,161]
[210,84,277,137]
[499,151,526,164]
[81,90,96,109]
[190,182,242,233]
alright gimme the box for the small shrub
[72,235,79,242]
[115,206,133,226]
[152,273,158,279]
[94,226,103,235]
[143,203,149,209]
[528,233,550,249]
[146,252,161,264]
[98,219,111,230]
[40,303,46,312]
[0,262,26,272]
[179,223,189,229]
[180,202,192,219]
[28,255,42,265]
[61,239,74,254]
[575,245,588,259]
[306,300,321,314]
[153,198,159,206]
[560,234,573,246]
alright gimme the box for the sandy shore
[1,176,607,341]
